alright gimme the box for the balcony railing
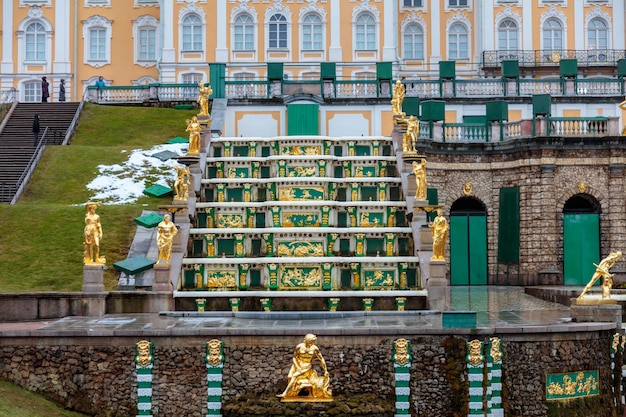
[482,49,626,67]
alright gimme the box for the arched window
[543,19,563,50]
[498,19,518,51]
[302,14,322,51]
[269,14,287,48]
[182,14,202,51]
[587,18,607,50]
[25,22,46,61]
[448,23,468,59]
[403,23,424,59]
[355,14,376,50]
[234,14,254,51]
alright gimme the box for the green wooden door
[287,104,319,135]
[450,214,488,285]
[563,214,599,286]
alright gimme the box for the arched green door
[563,214,599,286]
[450,213,488,285]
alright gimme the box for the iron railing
[482,49,626,67]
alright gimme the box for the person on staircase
[59,79,66,102]
[41,77,50,102]
[32,114,40,147]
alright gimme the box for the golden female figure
[156,214,178,265]
[186,116,202,155]
[429,208,449,261]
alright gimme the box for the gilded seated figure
[278,334,333,402]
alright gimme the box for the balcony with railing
[482,49,626,68]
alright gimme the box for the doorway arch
[449,196,488,285]
[563,193,601,286]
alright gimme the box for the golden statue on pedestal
[412,159,427,201]
[277,334,333,402]
[197,81,212,116]
[391,79,405,116]
[173,165,191,202]
[429,208,449,261]
[83,202,105,265]
[185,116,201,155]
[403,115,419,152]
[577,251,622,301]
[156,214,178,265]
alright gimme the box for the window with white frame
[269,14,288,48]
[587,18,608,49]
[25,22,46,62]
[498,19,518,51]
[83,15,112,66]
[448,23,468,59]
[449,0,469,6]
[182,14,203,51]
[86,0,109,5]
[182,73,204,84]
[23,81,41,103]
[543,18,563,50]
[234,14,255,51]
[355,13,376,50]
[403,0,423,6]
[302,14,323,51]
[134,16,158,63]
[403,23,424,59]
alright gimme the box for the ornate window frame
[82,15,112,68]
[178,3,206,61]
[231,2,258,62]
[133,15,159,67]
[401,13,427,60]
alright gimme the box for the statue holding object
[577,251,622,300]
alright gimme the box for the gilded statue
[173,165,191,202]
[412,159,427,201]
[197,81,213,116]
[83,202,105,265]
[156,214,178,265]
[278,334,333,402]
[619,100,626,135]
[391,79,405,116]
[403,115,419,152]
[185,115,202,155]
[429,208,449,261]
[577,251,622,300]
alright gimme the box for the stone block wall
[0,331,618,417]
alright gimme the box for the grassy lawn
[0,380,89,417]
[0,103,197,291]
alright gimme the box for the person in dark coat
[32,114,40,147]
[59,79,66,102]
[41,77,50,102]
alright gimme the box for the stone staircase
[175,135,425,311]
[0,102,80,203]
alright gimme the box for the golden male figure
[429,208,449,261]
[578,251,622,300]
[84,202,105,264]
[156,214,178,265]
[391,79,405,116]
[173,165,191,202]
[412,159,427,200]
[197,81,212,116]
[278,334,332,401]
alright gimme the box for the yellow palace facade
[1,0,624,103]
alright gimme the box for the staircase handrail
[11,127,49,204]
[0,101,18,135]
[63,99,86,145]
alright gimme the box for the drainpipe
[73,0,78,101]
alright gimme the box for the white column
[329,0,342,62]
[481,0,495,52]
[382,0,397,62]
[215,0,228,62]
[573,2,583,49]
[613,0,625,50]
[160,0,175,63]
[53,0,72,74]
[1,0,13,77]
[522,0,533,50]
[430,0,442,67]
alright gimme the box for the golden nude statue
[403,115,419,152]
[412,159,427,201]
[429,208,449,261]
[577,251,622,301]
[277,334,333,402]
[83,202,105,265]
[619,100,626,135]
[185,116,201,155]
[197,81,213,116]
[391,79,405,116]
[173,165,191,202]
[156,214,178,265]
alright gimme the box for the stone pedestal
[83,264,105,292]
[419,224,433,251]
[153,264,173,292]
[427,260,448,287]
[570,301,622,328]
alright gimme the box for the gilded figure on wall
[429,208,449,261]
[84,202,105,265]
[156,214,178,265]
[197,81,212,116]
[185,116,202,155]
[412,159,427,201]
[173,165,191,202]
[391,79,405,116]
[403,115,419,152]
[577,251,622,300]
[278,334,333,402]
